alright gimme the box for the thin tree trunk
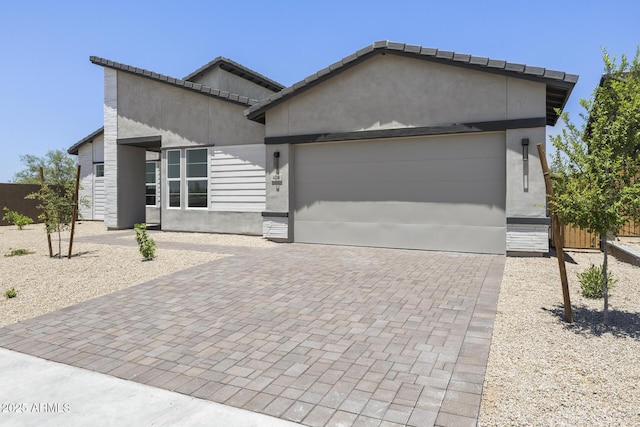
[58,226,62,259]
[602,234,609,325]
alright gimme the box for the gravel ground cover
[479,249,640,426]
[0,222,232,327]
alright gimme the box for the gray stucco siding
[262,53,549,254]
[190,67,275,101]
[265,54,546,137]
[504,127,549,253]
[116,145,146,227]
[161,209,262,235]
[116,72,265,147]
[505,127,547,218]
[103,69,267,231]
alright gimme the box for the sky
[0,0,638,182]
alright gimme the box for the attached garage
[248,40,578,255]
[293,133,506,254]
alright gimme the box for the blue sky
[0,0,638,182]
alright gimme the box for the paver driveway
[0,240,504,426]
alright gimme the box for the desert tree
[551,47,640,324]
[12,149,76,184]
[16,149,85,258]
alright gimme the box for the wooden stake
[68,164,81,259]
[537,144,573,323]
[40,167,53,258]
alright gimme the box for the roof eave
[89,56,258,107]
[183,56,285,92]
[68,126,105,155]
[246,41,579,124]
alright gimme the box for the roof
[68,127,104,155]
[183,56,285,92]
[245,40,579,126]
[90,56,261,107]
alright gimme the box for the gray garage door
[293,133,506,254]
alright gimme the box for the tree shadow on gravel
[543,305,640,339]
[69,250,99,258]
[547,248,580,264]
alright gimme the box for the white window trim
[185,147,209,210]
[94,163,105,178]
[166,150,181,210]
[145,161,159,207]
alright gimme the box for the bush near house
[2,207,34,230]
[578,264,617,299]
[4,248,32,257]
[134,223,156,260]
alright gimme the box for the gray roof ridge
[182,56,285,92]
[89,56,260,107]
[245,40,579,125]
[68,126,104,155]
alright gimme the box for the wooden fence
[561,224,599,249]
[561,219,640,249]
[619,220,640,237]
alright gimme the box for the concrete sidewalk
[0,348,298,427]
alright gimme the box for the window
[95,163,104,177]
[145,162,157,206]
[186,148,208,208]
[167,150,180,208]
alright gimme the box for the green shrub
[4,287,17,299]
[578,264,617,299]
[2,207,34,230]
[134,223,156,260]
[4,248,32,257]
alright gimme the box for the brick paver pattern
[0,236,504,427]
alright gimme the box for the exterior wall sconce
[272,151,282,191]
[522,138,529,193]
[522,138,529,161]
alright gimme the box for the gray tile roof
[68,126,104,155]
[90,57,261,107]
[245,40,579,126]
[183,57,284,92]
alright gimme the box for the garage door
[293,133,506,254]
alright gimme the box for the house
[70,41,578,256]
[68,57,284,231]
